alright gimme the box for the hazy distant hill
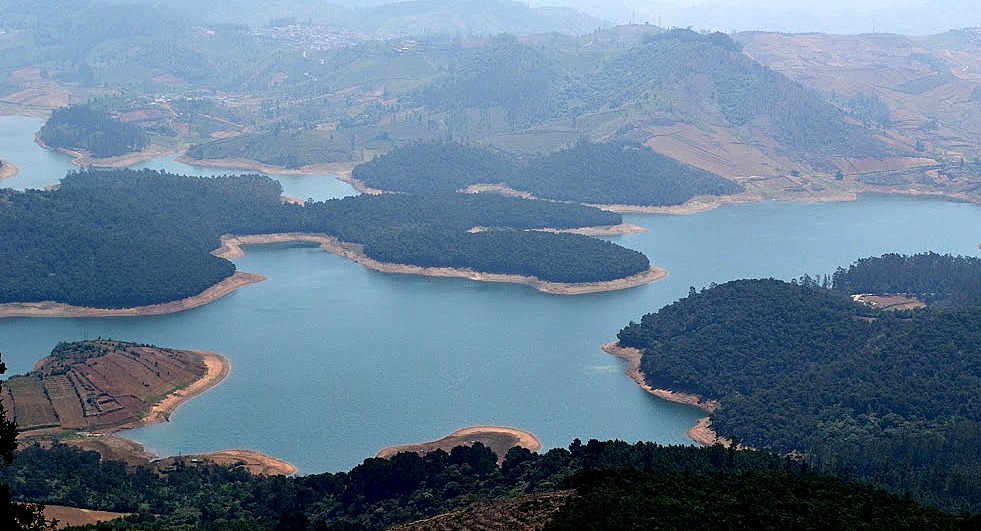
[740,29,981,194]
[106,0,609,35]
[740,29,981,153]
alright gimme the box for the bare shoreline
[109,350,297,475]
[0,159,19,179]
[0,271,266,319]
[377,426,543,462]
[34,134,177,169]
[175,155,357,177]
[216,233,667,295]
[601,342,732,447]
[0,227,662,320]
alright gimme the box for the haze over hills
[3,0,981,528]
[533,0,981,35]
[101,0,610,35]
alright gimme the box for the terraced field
[1,340,208,435]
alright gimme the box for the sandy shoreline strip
[335,169,385,195]
[216,233,667,295]
[602,342,731,447]
[0,159,19,179]
[377,426,542,462]
[175,155,356,177]
[142,350,230,426]
[34,134,177,169]
[61,349,298,476]
[0,271,266,319]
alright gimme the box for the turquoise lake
[2,115,980,473]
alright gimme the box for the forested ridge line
[0,169,649,309]
[351,140,744,207]
[616,254,981,512]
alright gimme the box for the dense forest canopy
[616,257,981,511]
[831,252,981,308]
[3,439,971,530]
[38,104,149,158]
[352,140,743,206]
[0,169,645,308]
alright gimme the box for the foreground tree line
[2,439,973,530]
[617,253,981,512]
[0,169,648,309]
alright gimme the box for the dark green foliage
[362,229,649,283]
[513,141,743,206]
[39,104,149,158]
[352,141,516,194]
[831,252,981,307]
[0,169,642,307]
[352,141,742,206]
[617,273,981,511]
[3,440,968,530]
[185,131,353,169]
[546,470,965,531]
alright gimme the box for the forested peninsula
[0,169,655,311]
[38,104,149,159]
[615,253,981,512]
[351,140,744,207]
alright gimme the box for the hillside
[616,256,981,511]
[740,30,981,199]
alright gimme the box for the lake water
[2,116,980,473]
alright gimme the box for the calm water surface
[2,116,980,473]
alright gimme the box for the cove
[0,115,356,202]
[2,116,981,473]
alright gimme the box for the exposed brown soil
[602,342,732,447]
[0,86,70,108]
[43,505,129,529]
[851,293,927,311]
[33,133,177,170]
[743,32,981,158]
[645,122,796,180]
[462,183,536,199]
[0,159,19,179]
[0,271,266,319]
[154,449,297,476]
[377,426,542,464]
[216,233,667,295]
[468,223,647,236]
[394,491,575,531]
[7,341,297,476]
[3,340,224,435]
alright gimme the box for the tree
[0,353,55,530]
